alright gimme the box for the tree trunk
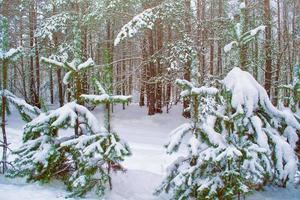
[122,44,126,110]
[19,14,27,101]
[273,0,282,105]
[34,1,40,108]
[139,38,147,107]
[209,0,214,75]
[1,1,9,172]
[81,26,88,94]
[29,2,37,106]
[183,0,192,118]
[147,28,156,115]
[53,6,64,107]
[166,25,172,113]
[156,19,163,113]
[1,59,8,173]
[217,0,223,76]
[240,0,249,70]
[263,0,272,96]
[50,68,54,104]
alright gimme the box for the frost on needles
[156,67,300,200]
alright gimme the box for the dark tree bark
[240,0,249,70]
[209,0,214,75]
[50,68,54,104]
[19,14,27,101]
[198,0,206,82]
[139,38,147,107]
[29,2,37,106]
[183,0,192,118]
[122,44,126,110]
[166,25,172,113]
[216,0,223,76]
[147,28,156,115]
[34,1,40,108]
[273,0,282,105]
[1,0,9,173]
[263,0,272,96]
[155,19,163,113]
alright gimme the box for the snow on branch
[77,58,95,71]
[166,123,192,153]
[35,13,70,41]
[0,90,40,122]
[222,67,300,130]
[40,57,65,69]
[224,24,265,53]
[0,47,22,61]
[81,78,132,105]
[94,79,107,95]
[114,7,159,46]
[25,102,103,136]
[41,57,95,85]
[224,41,238,53]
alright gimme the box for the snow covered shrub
[156,67,300,200]
[9,102,130,197]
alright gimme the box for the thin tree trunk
[240,0,249,70]
[273,0,282,105]
[122,45,126,110]
[200,0,206,82]
[196,0,206,82]
[29,2,37,105]
[217,0,223,76]
[81,26,88,94]
[209,0,214,75]
[1,1,9,173]
[53,5,64,106]
[34,1,40,108]
[183,0,192,118]
[156,19,163,113]
[264,0,272,96]
[139,39,147,107]
[1,59,8,173]
[50,68,54,104]
[166,25,172,113]
[147,28,156,115]
[19,15,27,101]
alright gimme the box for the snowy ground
[0,104,299,200]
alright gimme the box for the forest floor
[0,104,299,200]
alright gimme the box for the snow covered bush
[9,101,130,197]
[156,67,300,200]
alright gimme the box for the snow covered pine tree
[81,77,132,190]
[156,67,300,200]
[9,57,130,197]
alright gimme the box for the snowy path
[0,104,300,200]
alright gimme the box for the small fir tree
[10,54,131,197]
[81,75,132,188]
